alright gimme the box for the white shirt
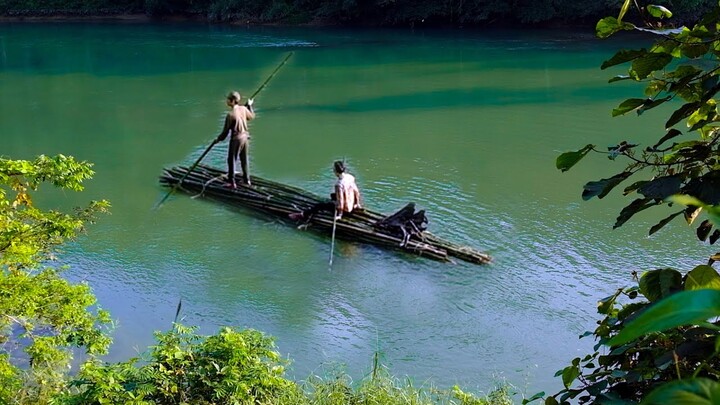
[335,173,360,213]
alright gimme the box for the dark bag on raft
[373,202,428,246]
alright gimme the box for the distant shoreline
[0,11,596,30]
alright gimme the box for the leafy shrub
[549,0,720,403]
[0,155,111,404]
[66,324,298,404]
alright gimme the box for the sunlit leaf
[561,364,580,389]
[647,5,672,19]
[597,291,622,315]
[641,378,720,405]
[685,206,703,225]
[556,144,594,172]
[618,0,631,21]
[583,172,633,200]
[639,268,682,302]
[685,265,720,291]
[608,289,720,346]
[597,17,635,39]
[654,39,681,57]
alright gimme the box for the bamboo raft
[159,165,491,265]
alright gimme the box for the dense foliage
[0,155,111,404]
[0,0,716,26]
[64,323,514,404]
[549,1,720,403]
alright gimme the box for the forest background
[0,0,716,27]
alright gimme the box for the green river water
[0,22,712,396]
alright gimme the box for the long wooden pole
[155,140,217,209]
[329,215,338,267]
[154,52,294,209]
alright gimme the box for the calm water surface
[0,22,712,395]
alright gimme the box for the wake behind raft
[159,164,491,265]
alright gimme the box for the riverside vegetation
[546,1,720,404]
[0,0,716,27]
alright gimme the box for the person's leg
[226,138,241,187]
[239,134,250,185]
[289,201,335,221]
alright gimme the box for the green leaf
[639,268,682,302]
[556,144,594,172]
[596,17,635,39]
[582,172,633,200]
[631,52,673,80]
[601,49,647,70]
[670,194,720,228]
[624,180,647,195]
[612,98,648,117]
[597,291,621,315]
[649,129,683,150]
[698,219,713,241]
[608,289,720,346]
[561,364,580,389]
[618,0,632,21]
[638,96,672,114]
[614,198,658,228]
[649,211,684,236]
[683,42,711,59]
[641,378,720,405]
[669,194,706,208]
[666,102,701,129]
[545,396,559,405]
[685,265,720,290]
[647,5,672,19]
[524,391,545,402]
[638,175,682,199]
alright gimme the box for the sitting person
[290,160,362,221]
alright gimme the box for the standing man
[216,91,255,188]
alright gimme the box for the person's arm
[335,183,344,219]
[216,113,232,142]
[245,99,255,121]
[353,184,362,209]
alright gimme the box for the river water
[0,22,712,396]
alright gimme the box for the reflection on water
[2,22,713,395]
